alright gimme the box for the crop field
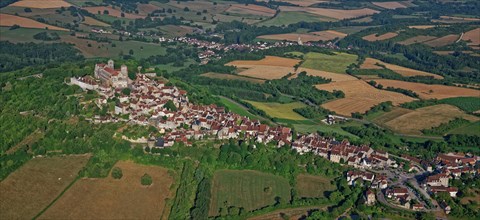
[201,72,265,83]
[398,35,437,45]
[439,97,480,113]
[301,52,358,74]
[258,11,335,26]
[246,101,307,120]
[83,6,145,19]
[362,32,398,41]
[332,26,375,35]
[372,1,408,9]
[82,16,109,27]
[226,4,276,17]
[379,104,479,135]
[0,155,90,219]
[9,0,72,8]
[296,174,335,198]
[317,80,415,116]
[218,97,259,119]
[40,161,174,219]
[311,30,348,39]
[463,28,480,48]
[279,6,379,20]
[269,0,326,7]
[227,56,301,68]
[209,170,291,217]
[371,107,413,124]
[360,57,385,69]
[136,3,162,15]
[362,58,443,79]
[422,34,459,47]
[373,79,480,99]
[0,13,68,31]
[293,67,358,82]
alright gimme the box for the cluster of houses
[422,153,478,198]
[71,60,295,148]
[292,134,396,169]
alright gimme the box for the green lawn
[246,101,307,120]
[257,11,336,27]
[218,97,259,120]
[301,52,358,74]
[209,170,291,216]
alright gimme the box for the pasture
[9,0,71,8]
[0,155,90,219]
[0,13,68,31]
[82,16,109,27]
[301,52,358,74]
[218,97,259,119]
[83,6,144,19]
[258,11,335,26]
[362,32,398,41]
[39,161,174,219]
[246,101,307,120]
[372,79,480,99]
[296,174,335,198]
[209,170,291,217]
[0,27,66,42]
[362,58,443,79]
[201,72,265,84]
[317,80,415,116]
[378,104,479,135]
[226,4,276,17]
[372,1,408,9]
[398,35,437,45]
[258,33,327,42]
[422,34,459,47]
[279,6,379,20]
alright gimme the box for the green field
[301,52,358,74]
[293,122,360,139]
[0,27,67,43]
[449,121,480,136]
[257,11,336,27]
[209,170,291,216]
[246,101,306,120]
[296,174,335,198]
[219,97,259,119]
[439,97,480,113]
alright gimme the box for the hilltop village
[70,60,479,215]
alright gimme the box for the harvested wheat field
[0,155,90,220]
[362,32,398,41]
[294,67,358,82]
[362,58,443,79]
[227,56,301,68]
[374,79,480,99]
[201,72,266,83]
[311,30,348,40]
[279,6,379,20]
[398,35,437,45]
[236,66,295,80]
[258,33,326,42]
[317,80,415,116]
[381,104,479,135]
[84,6,145,19]
[0,13,68,31]
[423,34,459,47]
[9,0,71,9]
[137,3,161,15]
[227,4,276,17]
[372,1,408,9]
[82,16,109,27]
[463,28,480,48]
[39,161,174,220]
[360,57,385,69]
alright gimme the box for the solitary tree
[111,167,123,179]
[141,173,152,186]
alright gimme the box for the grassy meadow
[209,170,291,216]
[301,52,358,74]
[245,101,307,120]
